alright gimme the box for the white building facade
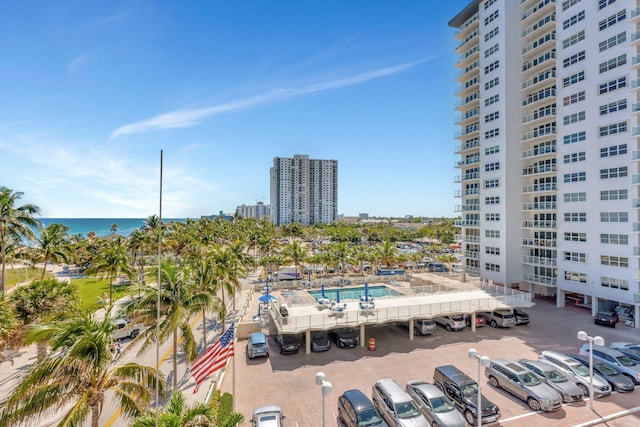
[270,154,338,226]
[450,0,640,325]
[235,202,270,219]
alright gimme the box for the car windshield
[430,397,455,413]
[451,315,464,321]
[461,383,478,397]
[595,363,617,376]
[616,355,637,367]
[357,408,385,426]
[571,363,590,377]
[520,372,541,386]
[545,369,567,383]
[395,401,421,419]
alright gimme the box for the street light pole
[316,372,332,427]
[577,331,604,412]
[468,348,491,427]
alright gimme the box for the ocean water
[39,218,185,238]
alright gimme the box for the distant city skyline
[1,1,471,218]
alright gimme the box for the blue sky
[1,0,470,218]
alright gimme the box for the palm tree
[0,187,41,294]
[9,278,79,359]
[0,307,166,427]
[281,240,307,279]
[86,237,136,303]
[0,297,18,352]
[34,223,71,279]
[129,261,212,390]
[375,240,399,271]
[189,256,221,350]
[131,389,243,427]
[437,253,458,273]
[209,246,243,331]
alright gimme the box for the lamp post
[468,348,491,427]
[577,331,604,412]
[316,372,332,427]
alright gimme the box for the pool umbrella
[364,281,369,302]
[321,283,326,298]
[336,289,341,304]
[259,293,277,303]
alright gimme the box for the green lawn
[72,277,134,311]
[3,267,52,290]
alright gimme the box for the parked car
[516,359,583,403]
[250,405,285,426]
[513,308,530,325]
[247,332,269,359]
[433,365,501,425]
[275,334,300,355]
[538,350,611,398]
[428,263,445,273]
[405,380,466,427]
[482,309,516,328]
[578,344,640,384]
[568,354,635,393]
[609,342,640,362]
[338,389,389,427]
[614,305,634,319]
[464,313,486,328]
[309,331,331,352]
[372,379,429,427]
[413,319,437,336]
[112,318,144,340]
[434,315,466,331]
[594,311,618,328]
[484,358,562,412]
[329,327,359,348]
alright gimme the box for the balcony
[631,31,640,45]
[522,201,556,211]
[522,183,556,193]
[522,164,556,176]
[521,0,554,25]
[464,251,480,259]
[522,255,556,266]
[633,222,640,232]
[455,219,479,227]
[522,144,555,159]
[633,174,640,184]
[522,68,555,91]
[522,273,557,287]
[455,14,479,40]
[455,29,478,53]
[522,220,556,229]
[633,150,640,160]
[522,238,556,247]
[634,246,640,256]
[522,126,556,143]
[633,127,640,136]
[631,7,640,22]
[521,14,555,41]
[522,107,556,125]
[633,199,640,208]
[632,55,640,67]
[463,235,480,243]
[465,266,480,276]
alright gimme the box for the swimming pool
[307,285,400,301]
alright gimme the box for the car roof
[580,344,625,357]
[434,365,476,385]
[342,389,375,410]
[518,359,556,372]
[253,405,283,415]
[491,358,528,374]
[249,332,267,343]
[408,381,444,398]
[541,350,581,364]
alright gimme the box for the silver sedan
[517,359,583,403]
[405,381,466,427]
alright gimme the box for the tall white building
[235,202,270,219]
[450,0,639,325]
[270,154,338,226]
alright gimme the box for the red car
[464,313,486,327]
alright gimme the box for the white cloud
[110,59,429,138]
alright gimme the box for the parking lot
[222,297,640,426]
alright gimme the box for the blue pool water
[307,285,400,301]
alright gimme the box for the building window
[485,229,500,238]
[484,60,499,75]
[563,172,586,183]
[484,0,498,9]
[598,0,616,9]
[485,145,499,155]
[599,32,626,52]
[485,162,500,172]
[485,196,500,205]
[601,276,629,290]
[564,212,586,222]
[484,77,499,91]
[564,192,586,202]
[599,99,626,116]
[484,179,499,188]
[564,152,585,163]
[563,51,585,68]
[563,91,585,106]
[564,251,586,262]
[563,111,585,125]
[599,9,626,31]
[562,30,585,49]
[599,121,627,137]
[485,263,500,272]
[485,246,500,255]
[485,94,499,107]
[484,10,499,26]
[563,70,585,87]
[485,111,499,123]
[600,166,627,179]
[485,213,500,221]
[601,233,628,244]
[484,43,499,58]
[600,144,627,157]
[599,54,626,73]
[563,131,586,144]
[601,256,628,268]
[563,11,585,30]
[600,212,628,222]
[484,26,499,42]
[600,189,627,200]
[485,128,500,139]
[564,232,586,242]
[598,76,626,94]
[564,271,587,283]
[563,0,583,11]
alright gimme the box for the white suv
[112,318,144,340]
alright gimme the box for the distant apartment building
[270,154,338,226]
[235,202,270,219]
[450,0,639,325]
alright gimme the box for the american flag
[191,323,235,392]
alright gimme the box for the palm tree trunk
[109,278,113,304]
[40,259,48,279]
[91,403,100,427]
[36,342,47,360]
[202,308,207,350]
[1,244,6,294]
[173,328,178,390]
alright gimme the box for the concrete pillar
[592,297,598,317]
[409,319,414,340]
[471,312,476,332]
[556,289,565,308]
[635,306,639,329]
[305,330,311,354]
[360,325,366,348]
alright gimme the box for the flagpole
[233,334,236,412]
[156,149,163,427]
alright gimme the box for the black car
[275,334,300,354]
[338,389,389,427]
[329,327,359,348]
[310,331,331,352]
[568,354,635,392]
[513,308,530,325]
[594,311,618,328]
